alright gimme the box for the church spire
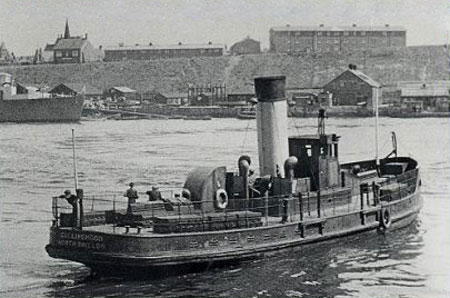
[64,19,70,39]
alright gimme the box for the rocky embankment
[1,45,447,94]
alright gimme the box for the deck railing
[51,170,418,232]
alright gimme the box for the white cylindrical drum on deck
[254,76,289,177]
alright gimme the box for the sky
[1,0,449,56]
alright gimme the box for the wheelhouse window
[55,51,62,57]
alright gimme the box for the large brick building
[270,24,406,53]
[104,42,226,62]
[323,65,382,107]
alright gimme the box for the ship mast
[375,89,379,167]
[72,128,79,190]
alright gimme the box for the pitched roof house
[49,83,102,98]
[323,65,382,107]
[51,20,101,64]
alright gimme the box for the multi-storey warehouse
[104,42,226,61]
[270,24,406,53]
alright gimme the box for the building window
[72,51,79,57]
[56,51,62,57]
[318,32,322,36]
[361,31,366,36]
[344,31,349,36]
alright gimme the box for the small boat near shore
[46,76,421,276]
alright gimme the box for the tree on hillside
[33,49,39,64]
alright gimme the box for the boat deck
[81,194,372,236]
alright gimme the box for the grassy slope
[1,45,447,93]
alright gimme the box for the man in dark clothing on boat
[59,189,78,227]
[146,186,162,201]
[124,182,139,206]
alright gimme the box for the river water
[0,117,449,298]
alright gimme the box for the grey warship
[46,76,421,275]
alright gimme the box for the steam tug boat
[46,76,422,275]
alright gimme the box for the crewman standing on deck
[124,182,139,210]
[146,186,162,201]
[59,189,78,227]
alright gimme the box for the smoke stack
[254,76,289,177]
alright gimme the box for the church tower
[64,19,70,39]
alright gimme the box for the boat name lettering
[56,239,106,250]
[59,231,104,242]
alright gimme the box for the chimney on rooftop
[208,41,212,45]
[320,24,324,27]
[149,42,153,46]
[286,24,290,27]
[84,33,88,40]
[178,42,182,45]
[352,24,357,27]
[385,24,390,27]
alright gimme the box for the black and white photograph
[0,1,449,297]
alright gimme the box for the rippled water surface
[1,117,449,298]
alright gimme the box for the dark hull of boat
[46,190,421,274]
[0,97,84,123]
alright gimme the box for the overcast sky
[1,0,449,55]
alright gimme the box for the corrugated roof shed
[398,81,450,89]
[111,86,136,93]
[401,87,449,97]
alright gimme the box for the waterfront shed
[49,83,102,98]
[323,65,382,107]
[109,86,137,100]
[162,91,188,106]
[400,83,450,111]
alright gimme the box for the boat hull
[46,190,421,273]
[0,97,84,123]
